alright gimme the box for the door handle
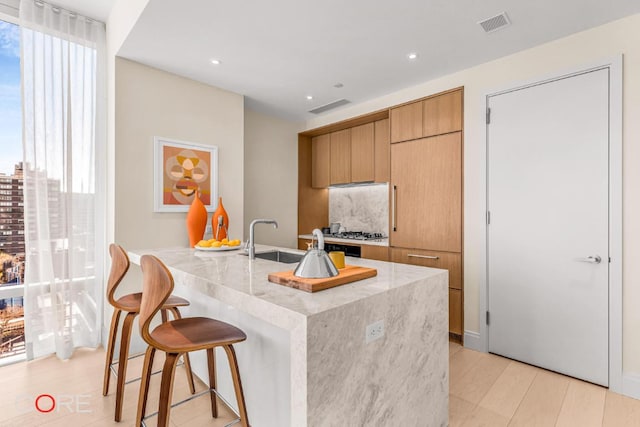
[576,255,602,264]
[392,185,397,232]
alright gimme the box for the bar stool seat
[150,317,246,351]
[137,254,250,427]
[102,244,196,423]
[115,293,190,312]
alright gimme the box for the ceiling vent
[478,12,511,33]
[308,99,350,114]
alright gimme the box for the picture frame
[153,136,218,213]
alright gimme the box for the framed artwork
[153,136,218,212]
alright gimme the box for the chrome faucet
[247,219,278,259]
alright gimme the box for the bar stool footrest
[141,387,241,426]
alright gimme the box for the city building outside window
[0,17,25,363]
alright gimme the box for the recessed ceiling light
[407,52,418,60]
[306,95,313,100]
[210,59,221,65]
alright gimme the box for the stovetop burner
[324,231,386,241]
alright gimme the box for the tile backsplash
[329,184,389,234]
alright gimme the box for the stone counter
[128,245,448,426]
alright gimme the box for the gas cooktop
[323,231,387,241]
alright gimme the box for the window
[0,17,25,363]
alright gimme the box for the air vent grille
[478,12,510,33]
[308,99,350,114]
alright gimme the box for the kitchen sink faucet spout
[247,219,278,259]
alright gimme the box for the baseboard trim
[622,373,640,400]
[463,330,483,352]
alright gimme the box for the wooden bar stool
[102,244,196,422]
[136,254,249,427]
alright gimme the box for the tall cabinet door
[350,123,374,182]
[330,129,351,185]
[311,134,330,188]
[390,132,462,252]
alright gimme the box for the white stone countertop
[128,244,446,330]
[298,234,389,247]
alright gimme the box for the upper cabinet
[390,89,463,143]
[350,123,374,183]
[423,90,463,137]
[390,102,422,143]
[311,118,390,188]
[374,119,390,183]
[311,134,330,188]
[330,129,351,185]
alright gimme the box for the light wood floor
[0,348,237,427]
[449,342,640,426]
[1,343,640,426]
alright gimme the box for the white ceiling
[115,1,639,121]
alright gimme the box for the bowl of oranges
[195,238,243,251]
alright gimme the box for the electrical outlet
[204,224,212,239]
[365,319,384,343]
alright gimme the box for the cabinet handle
[392,185,397,231]
[408,254,440,260]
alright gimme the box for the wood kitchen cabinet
[302,87,463,340]
[391,89,463,143]
[330,129,351,185]
[311,134,330,188]
[361,245,389,262]
[391,247,463,336]
[350,123,375,182]
[449,289,463,336]
[310,117,390,187]
[389,87,464,339]
[374,119,390,182]
[423,90,463,137]
[390,101,422,143]
[390,132,462,252]
[389,248,461,290]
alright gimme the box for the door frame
[479,56,622,392]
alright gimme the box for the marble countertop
[298,234,389,247]
[128,244,446,330]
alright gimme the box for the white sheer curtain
[20,0,106,360]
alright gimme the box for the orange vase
[186,190,208,247]
[211,197,229,240]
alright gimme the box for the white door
[487,68,610,386]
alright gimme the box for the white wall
[306,14,640,374]
[106,0,150,247]
[115,57,244,250]
[243,108,301,248]
[109,58,244,354]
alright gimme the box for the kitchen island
[127,245,448,427]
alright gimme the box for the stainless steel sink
[252,250,303,263]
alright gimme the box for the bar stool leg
[103,308,122,396]
[171,307,196,394]
[115,311,136,422]
[136,346,156,427]
[206,348,217,417]
[223,345,250,427]
[158,352,180,427]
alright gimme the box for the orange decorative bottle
[186,190,208,247]
[211,197,229,240]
